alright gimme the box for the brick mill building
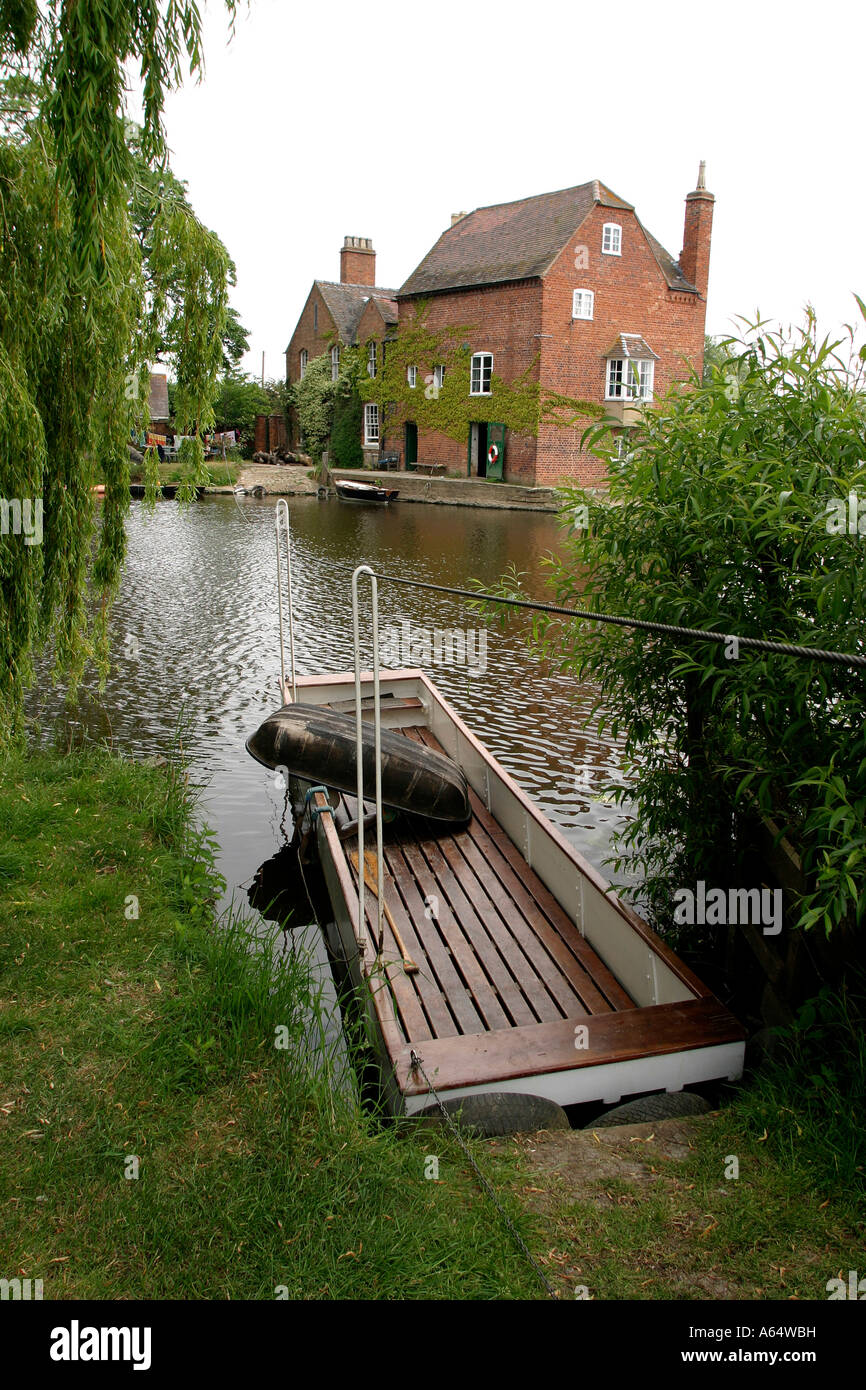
[285,167,714,487]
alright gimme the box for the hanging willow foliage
[0,2,239,742]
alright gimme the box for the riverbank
[326,466,561,511]
[0,746,544,1299]
[3,747,862,1300]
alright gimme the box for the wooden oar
[350,849,419,974]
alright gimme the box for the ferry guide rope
[371,573,866,669]
[408,1049,560,1300]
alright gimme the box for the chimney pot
[340,234,376,286]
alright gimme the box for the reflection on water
[27,494,634,1078]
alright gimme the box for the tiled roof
[641,228,698,293]
[372,297,399,325]
[397,182,631,296]
[603,334,659,360]
[397,180,697,297]
[315,280,399,343]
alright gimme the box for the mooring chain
[409,1049,560,1300]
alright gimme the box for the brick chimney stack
[340,236,376,286]
[680,161,714,300]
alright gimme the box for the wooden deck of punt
[299,679,745,1111]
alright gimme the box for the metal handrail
[351,564,385,955]
[275,500,297,702]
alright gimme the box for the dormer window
[367,342,377,377]
[470,352,493,395]
[572,289,594,320]
[299,348,308,379]
[602,223,622,256]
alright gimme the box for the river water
[30,493,634,1069]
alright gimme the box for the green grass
[489,989,866,1300]
[127,458,242,487]
[727,984,866,1203]
[511,1109,865,1301]
[0,747,545,1300]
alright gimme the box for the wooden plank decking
[339,724,635,1050]
[310,709,744,1104]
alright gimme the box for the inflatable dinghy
[245,702,470,824]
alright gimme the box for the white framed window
[331,345,340,381]
[602,223,622,256]
[433,364,445,389]
[572,289,594,320]
[407,365,417,388]
[299,348,308,379]
[367,342,377,377]
[364,403,379,445]
[606,358,654,401]
[635,359,654,399]
[470,352,493,395]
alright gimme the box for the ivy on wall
[292,305,604,471]
[358,303,603,451]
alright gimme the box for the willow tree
[0,1,239,743]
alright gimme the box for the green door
[486,422,505,480]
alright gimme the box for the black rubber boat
[245,702,470,824]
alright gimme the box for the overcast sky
[149,0,865,380]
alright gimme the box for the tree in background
[212,373,269,452]
[128,125,249,375]
[0,0,240,741]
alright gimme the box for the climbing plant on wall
[360,302,602,449]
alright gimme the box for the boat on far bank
[335,479,399,505]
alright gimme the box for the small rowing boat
[335,479,399,504]
[244,505,745,1124]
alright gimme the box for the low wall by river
[325,467,561,512]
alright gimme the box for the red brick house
[285,236,397,453]
[286,167,714,486]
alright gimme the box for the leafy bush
[331,387,364,468]
[519,309,866,939]
[293,353,337,464]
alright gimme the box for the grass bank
[127,456,242,487]
[0,747,541,1300]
